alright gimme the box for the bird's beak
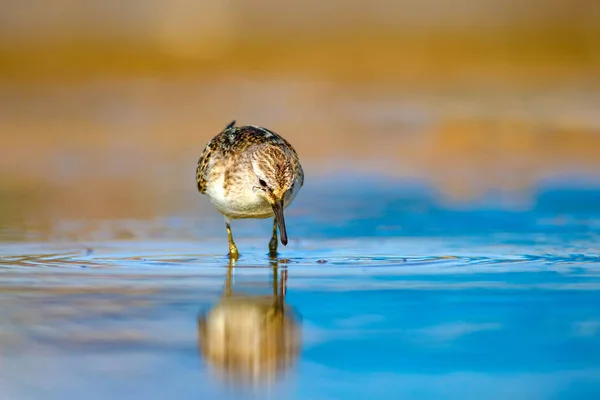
[271,199,288,245]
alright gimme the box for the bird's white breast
[204,170,301,220]
[204,170,272,219]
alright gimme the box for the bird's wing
[276,136,304,188]
[197,121,239,193]
[287,144,304,188]
[196,137,218,194]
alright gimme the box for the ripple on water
[1,234,600,399]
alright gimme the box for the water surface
[1,179,600,399]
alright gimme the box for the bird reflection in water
[197,260,301,386]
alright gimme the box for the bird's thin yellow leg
[268,218,278,258]
[226,221,239,260]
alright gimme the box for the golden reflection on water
[197,262,301,386]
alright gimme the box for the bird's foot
[268,239,278,259]
[228,246,239,261]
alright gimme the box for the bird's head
[251,145,295,245]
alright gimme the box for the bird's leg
[268,218,278,258]
[225,220,239,260]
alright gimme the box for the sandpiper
[196,121,304,259]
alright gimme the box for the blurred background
[2,2,600,398]
[1,0,599,235]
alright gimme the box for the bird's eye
[258,179,268,188]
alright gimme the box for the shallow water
[1,178,600,399]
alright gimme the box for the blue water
[1,179,600,399]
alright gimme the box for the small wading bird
[196,121,304,260]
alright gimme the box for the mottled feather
[196,121,303,194]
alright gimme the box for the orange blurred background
[1,0,599,226]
